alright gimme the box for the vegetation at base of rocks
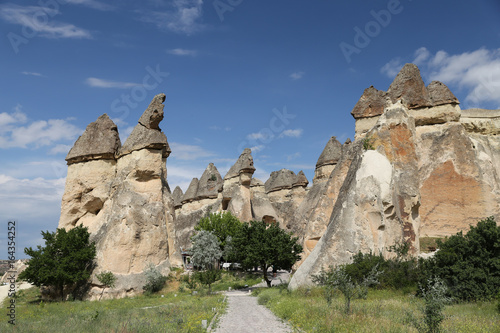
[190,230,222,269]
[96,271,116,300]
[18,225,96,301]
[194,269,222,292]
[362,136,375,150]
[195,211,243,258]
[179,270,262,293]
[418,216,500,301]
[419,237,443,253]
[0,285,225,333]
[405,277,452,333]
[313,264,381,314]
[252,286,498,332]
[230,220,303,287]
[142,264,168,295]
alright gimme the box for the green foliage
[96,271,116,301]
[190,230,222,269]
[143,263,168,295]
[231,220,303,287]
[209,174,217,181]
[18,225,96,301]
[195,212,242,259]
[194,269,222,292]
[407,277,452,333]
[497,290,500,313]
[419,216,500,301]
[257,292,272,305]
[313,264,381,314]
[362,136,375,150]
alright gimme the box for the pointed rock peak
[387,63,431,109]
[427,81,459,106]
[250,178,264,187]
[119,94,170,158]
[316,136,342,168]
[66,113,121,165]
[344,138,352,145]
[293,170,309,188]
[196,163,223,199]
[181,178,199,203]
[172,186,184,208]
[138,93,166,130]
[224,148,256,180]
[265,169,296,193]
[351,86,388,119]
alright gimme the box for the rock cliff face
[289,64,500,289]
[58,94,181,300]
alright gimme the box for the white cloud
[85,77,140,89]
[382,47,500,107]
[64,0,114,11]
[119,126,135,143]
[167,48,197,56]
[247,132,273,141]
[250,145,265,153]
[286,152,301,161]
[380,58,403,78]
[169,142,214,160]
[49,144,72,155]
[138,0,205,35]
[0,4,92,39]
[0,105,82,149]
[21,71,43,77]
[279,128,303,138]
[290,71,305,80]
[167,165,205,191]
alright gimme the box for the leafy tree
[19,225,96,301]
[231,220,302,287]
[143,263,168,295]
[96,271,116,301]
[190,230,222,269]
[195,269,222,292]
[195,212,242,258]
[419,216,500,301]
[313,264,381,314]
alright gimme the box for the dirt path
[214,289,293,333]
[0,282,33,305]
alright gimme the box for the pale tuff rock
[460,108,500,135]
[66,114,121,165]
[224,148,256,180]
[58,94,180,300]
[182,178,199,204]
[196,163,223,200]
[172,186,183,209]
[265,169,296,193]
[313,136,342,183]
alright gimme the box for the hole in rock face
[134,170,156,182]
[305,237,321,251]
[263,215,276,224]
[378,225,385,231]
[222,198,230,211]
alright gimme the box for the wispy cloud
[0,4,92,39]
[169,142,214,160]
[64,0,115,11]
[49,144,72,155]
[138,0,205,35]
[380,58,403,78]
[286,152,301,161]
[381,47,500,107]
[0,105,82,149]
[247,132,273,141]
[167,48,197,56]
[85,77,140,89]
[21,71,44,77]
[279,128,303,138]
[250,145,265,153]
[290,71,305,80]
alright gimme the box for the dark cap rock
[292,170,309,188]
[172,186,184,208]
[224,148,256,180]
[351,86,388,119]
[316,136,342,168]
[196,163,223,200]
[387,63,431,109]
[138,93,166,130]
[427,81,459,106]
[181,178,199,204]
[66,114,121,165]
[265,169,296,193]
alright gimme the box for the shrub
[143,264,168,295]
[96,271,116,300]
[419,217,500,301]
[362,136,375,150]
[257,292,272,305]
[195,269,221,292]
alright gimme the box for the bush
[257,292,272,305]
[143,264,168,295]
[195,269,221,292]
[96,271,116,300]
[419,217,500,301]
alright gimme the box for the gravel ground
[0,282,33,305]
[214,289,293,333]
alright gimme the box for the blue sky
[1,0,500,257]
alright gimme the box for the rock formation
[58,94,181,300]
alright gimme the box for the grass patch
[1,285,225,332]
[254,287,499,332]
[208,270,262,292]
[419,237,443,253]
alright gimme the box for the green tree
[195,212,242,258]
[190,230,222,269]
[419,216,500,301]
[96,271,116,301]
[313,264,381,314]
[231,221,302,287]
[195,269,222,293]
[142,263,168,295]
[19,225,96,301]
